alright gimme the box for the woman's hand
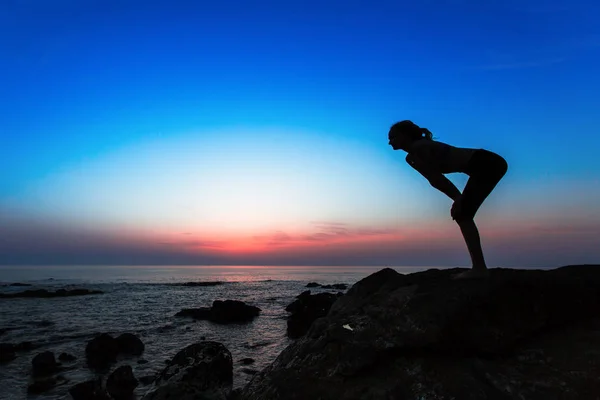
[451,197,463,221]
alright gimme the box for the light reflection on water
[0,265,430,400]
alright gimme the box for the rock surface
[285,290,343,338]
[106,365,139,400]
[69,378,110,400]
[176,300,261,324]
[142,341,233,400]
[31,351,60,377]
[240,265,600,400]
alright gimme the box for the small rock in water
[138,359,149,364]
[240,357,255,365]
[116,332,145,356]
[59,352,76,362]
[32,351,60,377]
[27,375,68,394]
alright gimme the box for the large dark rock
[106,365,138,400]
[86,333,119,370]
[69,378,110,400]
[0,343,16,363]
[285,290,343,338]
[240,265,600,400]
[0,288,103,299]
[31,351,60,376]
[176,300,261,324]
[116,333,145,356]
[142,341,233,400]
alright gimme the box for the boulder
[176,300,261,324]
[116,333,145,356]
[285,291,342,338]
[69,378,110,400]
[240,265,600,400]
[58,352,76,362]
[142,341,233,400]
[31,351,60,376]
[106,365,138,400]
[85,333,119,370]
[0,343,16,363]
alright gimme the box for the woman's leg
[454,152,507,278]
[457,219,487,270]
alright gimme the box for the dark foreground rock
[69,378,110,400]
[142,341,233,400]
[31,351,60,376]
[176,300,261,324]
[0,288,103,299]
[240,265,600,400]
[285,291,343,338]
[106,365,138,400]
[86,332,144,370]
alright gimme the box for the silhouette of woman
[388,120,508,279]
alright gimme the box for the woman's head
[388,120,433,150]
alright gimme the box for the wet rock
[69,378,110,400]
[240,357,255,365]
[306,282,320,288]
[0,288,103,299]
[58,352,76,362]
[9,282,32,287]
[116,332,145,356]
[240,265,600,400]
[176,281,226,287]
[86,333,118,370]
[176,300,261,324]
[285,291,342,338]
[0,343,16,363]
[32,351,60,376]
[321,283,348,290]
[106,365,138,400]
[139,375,156,385]
[241,368,258,375]
[138,359,149,364]
[27,375,68,394]
[142,341,233,400]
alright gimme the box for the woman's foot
[453,268,490,280]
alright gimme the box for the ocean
[0,265,432,400]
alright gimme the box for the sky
[1,0,599,268]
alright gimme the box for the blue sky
[1,0,599,267]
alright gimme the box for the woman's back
[408,139,479,174]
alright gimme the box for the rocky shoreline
[2,264,600,399]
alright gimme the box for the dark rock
[240,357,255,365]
[32,351,60,376]
[0,327,13,336]
[306,282,320,288]
[142,341,233,400]
[35,319,55,327]
[0,343,16,363]
[106,365,138,400]
[16,341,35,351]
[116,333,145,356]
[239,265,600,400]
[175,307,212,319]
[285,291,342,338]
[176,281,226,287]
[86,333,118,370]
[228,388,243,400]
[27,375,68,394]
[176,300,261,324]
[59,352,76,362]
[321,283,348,290]
[69,378,110,400]
[139,375,156,385]
[9,282,32,287]
[138,358,149,364]
[0,288,103,299]
[240,368,258,375]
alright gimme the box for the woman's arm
[405,154,461,201]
